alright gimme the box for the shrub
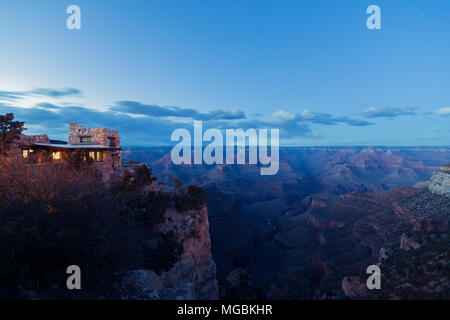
[143,231,183,273]
[174,183,206,212]
[0,152,194,298]
[0,113,26,157]
[0,159,149,298]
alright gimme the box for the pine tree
[0,113,26,156]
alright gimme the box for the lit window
[97,151,103,162]
[23,150,28,158]
[52,151,61,160]
[89,151,95,160]
[102,152,106,161]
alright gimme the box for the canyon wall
[156,206,219,299]
[119,201,219,300]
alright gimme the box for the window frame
[80,136,93,144]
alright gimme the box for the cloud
[0,102,313,144]
[237,108,372,140]
[272,110,296,122]
[111,100,246,121]
[0,87,82,102]
[1,103,181,145]
[225,117,313,139]
[0,89,376,145]
[272,109,374,126]
[333,116,374,127]
[361,106,419,118]
[0,91,27,101]
[436,107,450,116]
[31,87,82,98]
[35,102,61,109]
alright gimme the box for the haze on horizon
[0,0,449,146]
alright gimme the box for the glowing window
[89,151,95,160]
[97,151,103,162]
[52,151,61,160]
[23,150,28,158]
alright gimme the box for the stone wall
[68,122,120,147]
[9,134,50,158]
[91,149,123,180]
[428,164,450,197]
[19,134,50,145]
[5,123,125,182]
[67,123,122,171]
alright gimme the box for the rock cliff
[429,164,450,197]
[115,175,219,300]
[156,206,219,299]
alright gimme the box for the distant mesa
[428,163,450,197]
[360,147,376,154]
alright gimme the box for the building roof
[34,143,118,150]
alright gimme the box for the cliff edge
[429,164,450,197]
[115,166,219,300]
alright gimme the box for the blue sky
[0,0,449,146]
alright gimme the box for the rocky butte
[429,163,450,197]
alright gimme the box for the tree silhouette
[0,113,26,156]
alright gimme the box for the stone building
[16,122,122,173]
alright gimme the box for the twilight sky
[0,0,449,146]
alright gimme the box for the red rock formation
[158,206,219,299]
[117,204,219,300]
